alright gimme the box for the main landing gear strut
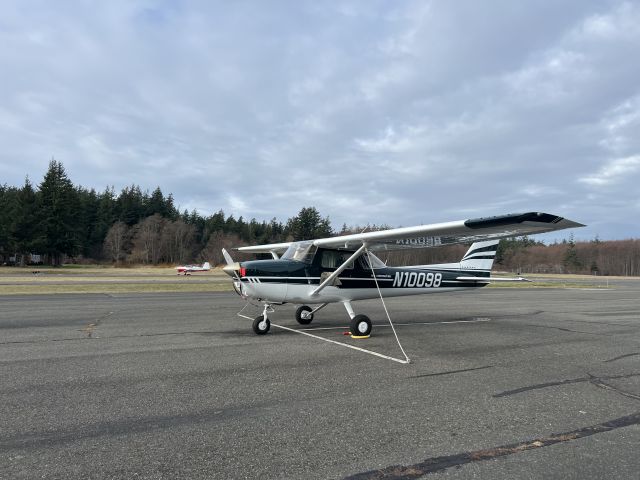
[343,301,372,336]
[252,301,371,336]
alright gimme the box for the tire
[350,314,372,336]
[295,306,314,325]
[252,315,270,335]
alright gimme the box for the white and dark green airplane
[222,212,584,336]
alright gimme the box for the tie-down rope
[365,247,411,364]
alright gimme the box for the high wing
[237,212,584,253]
[237,241,295,254]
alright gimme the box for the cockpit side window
[320,250,354,270]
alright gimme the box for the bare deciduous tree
[162,219,196,263]
[199,231,250,266]
[103,221,130,264]
[130,214,164,264]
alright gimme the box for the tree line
[379,235,640,277]
[494,235,640,276]
[1,161,639,276]
[0,160,331,266]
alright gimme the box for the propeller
[222,248,241,277]
[221,248,244,297]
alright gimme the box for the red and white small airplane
[176,262,211,275]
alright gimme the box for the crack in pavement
[604,352,640,363]
[410,365,494,378]
[520,322,619,336]
[588,374,640,401]
[493,372,640,399]
[344,411,640,479]
[565,318,640,328]
[79,310,114,338]
[0,330,222,345]
[0,407,244,451]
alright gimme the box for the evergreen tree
[225,214,238,235]
[286,207,332,240]
[146,186,166,217]
[94,187,117,257]
[165,193,178,220]
[116,185,145,225]
[36,160,81,265]
[495,236,540,265]
[13,177,39,264]
[0,184,19,262]
[269,217,284,242]
[76,187,100,258]
[563,233,581,273]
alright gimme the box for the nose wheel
[251,304,275,335]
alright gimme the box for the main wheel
[295,306,314,325]
[252,315,270,335]
[350,314,372,336]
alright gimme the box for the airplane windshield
[281,241,317,264]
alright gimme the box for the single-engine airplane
[176,261,211,275]
[222,212,584,336]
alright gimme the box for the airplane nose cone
[223,263,240,277]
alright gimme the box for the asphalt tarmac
[1,282,639,479]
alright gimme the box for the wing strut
[310,244,367,296]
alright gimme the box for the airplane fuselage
[237,249,489,304]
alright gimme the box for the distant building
[6,253,44,266]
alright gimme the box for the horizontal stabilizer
[456,276,531,282]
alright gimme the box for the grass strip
[488,282,609,289]
[0,282,233,295]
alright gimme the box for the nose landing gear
[252,303,275,335]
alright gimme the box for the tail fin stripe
[462,251,497,260]
[463,255,496,260]
[464,249,497,257]
[464,245,498,256]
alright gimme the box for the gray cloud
[1,0,639,240]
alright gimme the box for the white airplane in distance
[222,212,584,336]
[176,262,211,275]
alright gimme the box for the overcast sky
[1,1,639,240]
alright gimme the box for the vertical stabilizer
[460,240,499,272]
